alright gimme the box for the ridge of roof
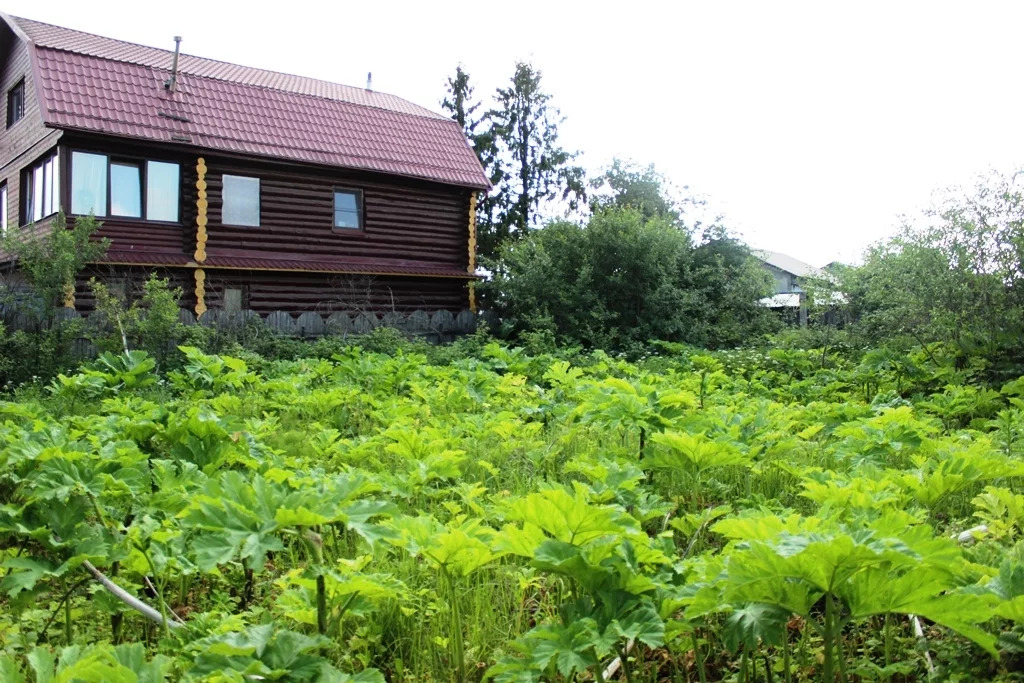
[10,15,448,121]
[753,249,833,280]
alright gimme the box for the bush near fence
[1,306,486,361]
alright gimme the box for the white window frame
[25,150,60,224]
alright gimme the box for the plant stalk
[783,633,792,683]
[316,573,327,635]
[137,545,171,639]
[692,628,708,683]
[38,581,88,643]
[81,560,183,630]
[883,614,891,680]
[824,593,835,682]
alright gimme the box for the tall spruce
[485,62,584,260]
[441,66,500,264]
[442,66,480,135]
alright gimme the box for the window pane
[71,152,107,216]
[7,82,24,127]
[31,165,43,221]
[222,174,259,226]
[146,161,179,221]
[43,158,53,217]
[333,191,361,229]
[224,287,242,313]
[110,163,141,217]
[1,185,7,235]
[50,154,60,216]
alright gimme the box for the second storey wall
[51,135,474,272]
[202,157,472,268]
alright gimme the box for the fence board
[295,312,326,337]
[4,303,480,350]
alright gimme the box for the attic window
[7,80,24,128]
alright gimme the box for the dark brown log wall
[72,265,194,313]
[203,158,471,268]
[55,136,473,273]
[71,265,469,314]
[203,269,470,314]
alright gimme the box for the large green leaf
[502,487,629,546]
[0,655,25,683]
[648,431,749,473]
[722,603,789,653]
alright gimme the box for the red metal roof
[6,15,489,189]
[99,250,477,279]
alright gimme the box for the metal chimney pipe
[366,72,372,91]
[166,36,182,92]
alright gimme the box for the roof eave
[50,124,491,190]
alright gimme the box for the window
[110,162,141,217]
[333,189,362,230]
[224,287,243,313]
[222,175,260,226]
[7,80,24,128]
[24,151,59,223]
[146,161,179,221]
[107,279,127,302]
[71,151,107,216]
[70,152,180,221]
[0,183,7,236]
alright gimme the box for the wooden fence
[181,307,480,341]
[2,306,486,350]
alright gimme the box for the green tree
[1,213,109,316]
[686,228,779,347]
[90,274,185,368]
[487,207,774,351]
[845,168,1024,373]
[441,65,500,255]
[441,65,498,179]
[589,158,682,223]
[483,62,585,260]
[0,213,109,385]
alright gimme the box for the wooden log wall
[53,135,473,272]
[68,265,470,315]
[203,158,471,268]
[202,269,470,314]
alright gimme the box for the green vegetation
[442,62,585,261]
[2,338,1023,681]
[0,214,108,388]
[488,207,776,351]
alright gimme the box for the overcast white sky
[8,0,1024,266]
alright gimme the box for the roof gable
[753,249,832,280]
[6,15,489,189]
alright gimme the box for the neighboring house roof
[4,15,490,189]
[752,249,834,282]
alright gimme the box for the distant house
[0,14,489,321]
[753,250,836,325]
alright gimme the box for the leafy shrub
[89,274,185,368]
[487,207,777,351]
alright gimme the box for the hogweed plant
[2,342,1024,680]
